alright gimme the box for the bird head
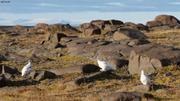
[28,60,31,63]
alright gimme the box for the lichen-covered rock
[128,43,180,74]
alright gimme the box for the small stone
[164,72,173,77]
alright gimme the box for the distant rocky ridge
[0,14,179,36]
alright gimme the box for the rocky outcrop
[97,43,132,68]
[102,92,154,101]
[48,24,80,35]
[80,19,124,35]
[67,39,108,58]
[155,15,180,27]
[33,23,49,34]
[112,28,147,41]
[91,20,111,29]
[91,19,123,30]
[128,43,180,74]
[35,23,49,29]
[80,23,101,36]
[123,22,148,31]
[29,23,80,35]
[146,15,180,29]
[42,32,67,49]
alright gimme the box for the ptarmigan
[97,59,115,72]
[140,70,151,85]
[21,60,32,77]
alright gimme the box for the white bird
[21,60,32,77]
[140,70,151,85]
[97,59,115,72]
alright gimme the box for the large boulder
[42,32,67,49]
[155,15,180,27]
[91,20,111,29]
[50,64,100,75]
[124,22,148,31]
[35,23,49,29]
[80,23,101,36]
[67,38,136,60]
[97,43,132,68]
[67,39,109,58]
[34,23,49,34]
[128,43,180,74]
[102,92,154,101]
[146,15,180,29]
[112,28,147,41]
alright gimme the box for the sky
[0,0,180,25]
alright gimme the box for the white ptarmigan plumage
[97,59,115,72]
[21,60,32,76]
[140,70,151,85]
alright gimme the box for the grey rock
[50,64,100,75]
[128,43,180,74]
[113,28,147,41]
[30,70,57,81]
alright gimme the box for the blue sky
[0,0,180,25]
